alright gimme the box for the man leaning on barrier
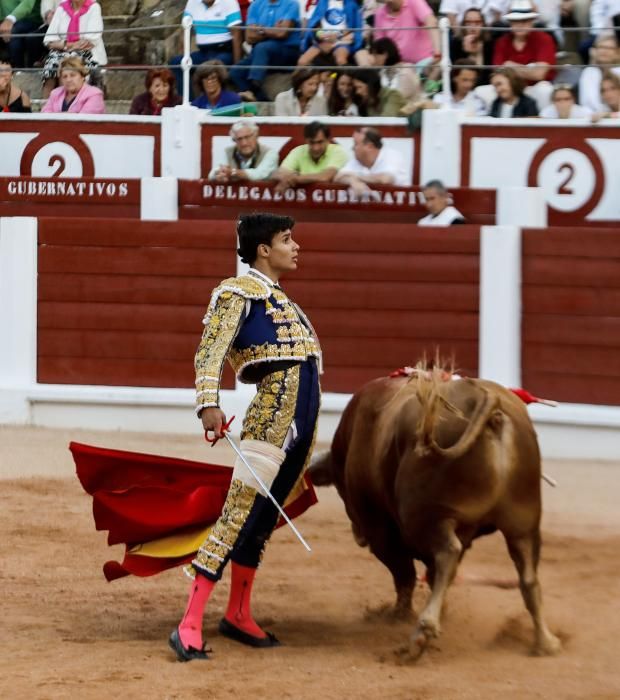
[272,120,348,193]
[335,126,409,196]
[209,120,279,182]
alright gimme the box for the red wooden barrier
[522,227,620,405]
[37,218,237,388]
[0,177,140,218]
[36,218,481,394]
[179,180,496,225]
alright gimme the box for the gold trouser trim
[187,478,258,577]
[241,364,300,448]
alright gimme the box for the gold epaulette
[202,274,272,325]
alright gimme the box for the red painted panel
[523,227,620,258]
[521,372,620,406]
[523,257,620,288]
[38,329,196,360]
[321,338,478,369]
[38,301,204,332]
[522,344,620,376]
[37,218,480,393]
[37,218,237,388]
[522,225,620,404]
[523,315,620,347]
[310,309,477,339]
[38,357,194,388]
[522,286,620,316]
[179,181,495,225]
[39,246,233,277]
[38,217,234,248]
[292,252,478,283]
[38,273,223,305]
[284,280,478,312]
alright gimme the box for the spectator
[335,126,409,195]
[130,68,181,116]
[298,0,364,67]
[439,0,505,27]
[191,60,242,110]
[352,68,406,116]
[229,0,301,100]
[492,0,556,109]
[449,8,495,85]
[432,59,487,115]
[373,0,440,66]
[209,120,279,182]
[42,54,104,113]
[0,0,43,68]
[578,34,620,112]
[369,37,422,107]
[488,66,539,116]
[42,0,107,98]
[272,120,348,191]
[439,0,506,29]
[170,0,242,97]
[41,0,62,27]
[0,58,31,111]
[274,67,327,115]
[327,69,358,115]
[593,70,620,118]
[588,0,620,54]
[418,180,466,225]
[539,83,592,117]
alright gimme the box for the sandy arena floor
[1,425,620,700]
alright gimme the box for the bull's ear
[308,451,334,486]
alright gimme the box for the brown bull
[309,370,561,658]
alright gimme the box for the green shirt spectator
[0,0,39,24]
[273,121,349,193]
[1,0,43,68]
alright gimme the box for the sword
[223,432,312,553]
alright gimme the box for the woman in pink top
[373,0,439,65]
[42,55,105,114]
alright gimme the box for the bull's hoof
[408,620,438,660]
[532,632,562,657]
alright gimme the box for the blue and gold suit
[189,269,322,581]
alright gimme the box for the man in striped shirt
[171,0,243,95]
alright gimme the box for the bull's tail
[414,371,499,460]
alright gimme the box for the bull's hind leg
[504,530,561,656]
[410,518,462,659]
[367,521,416,620]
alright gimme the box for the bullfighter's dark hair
[237,213,295,265]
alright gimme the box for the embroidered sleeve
[194,291,246,414]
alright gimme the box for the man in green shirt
[273,121,348,192]
[0,0,42,68]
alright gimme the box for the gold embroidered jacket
[195,273,322,413]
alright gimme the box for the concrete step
[105,0,139,15]
[101,69,147,100]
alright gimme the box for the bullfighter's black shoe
[218,617,281,648]
[168,627,210,662]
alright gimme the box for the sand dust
[1,426,619,700]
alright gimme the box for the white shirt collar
[248,268,279,288]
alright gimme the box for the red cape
[71,441,317,582]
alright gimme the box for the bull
[309,370,561,658]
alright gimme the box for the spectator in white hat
[492,0,557,109]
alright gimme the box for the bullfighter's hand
[201,406,228,439]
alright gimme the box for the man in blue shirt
[229,0,300,100]
[170,0,243,96]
